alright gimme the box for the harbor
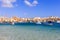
[0,16,60,26]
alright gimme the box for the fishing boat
[41,21,60,26]
[36,22,41,24]
[0,22,11,25]
[0,20,59,26]
[13,22,37,25]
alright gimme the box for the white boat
[36,22,41,24]
[57,21,60,23]
[12,22,15,25]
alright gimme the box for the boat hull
[41,22,60,26]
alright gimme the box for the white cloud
[24,0,32,6]
[32,0,38,6]
[24,0,38,7]
[0,0,16,8]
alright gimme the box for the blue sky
[0,0,60,18]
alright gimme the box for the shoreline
[0,16,60,26]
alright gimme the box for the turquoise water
[0,25,60,40]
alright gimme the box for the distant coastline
[0,16,60,26]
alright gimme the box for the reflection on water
[0,25,60,40]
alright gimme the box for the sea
[0,25,60,40]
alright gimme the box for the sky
[0,0,60,18]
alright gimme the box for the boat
[36,22,41,24]
[0,22,11,25]
[0,21,59,26]
[41,21,60,26]
[13,22,37,25]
